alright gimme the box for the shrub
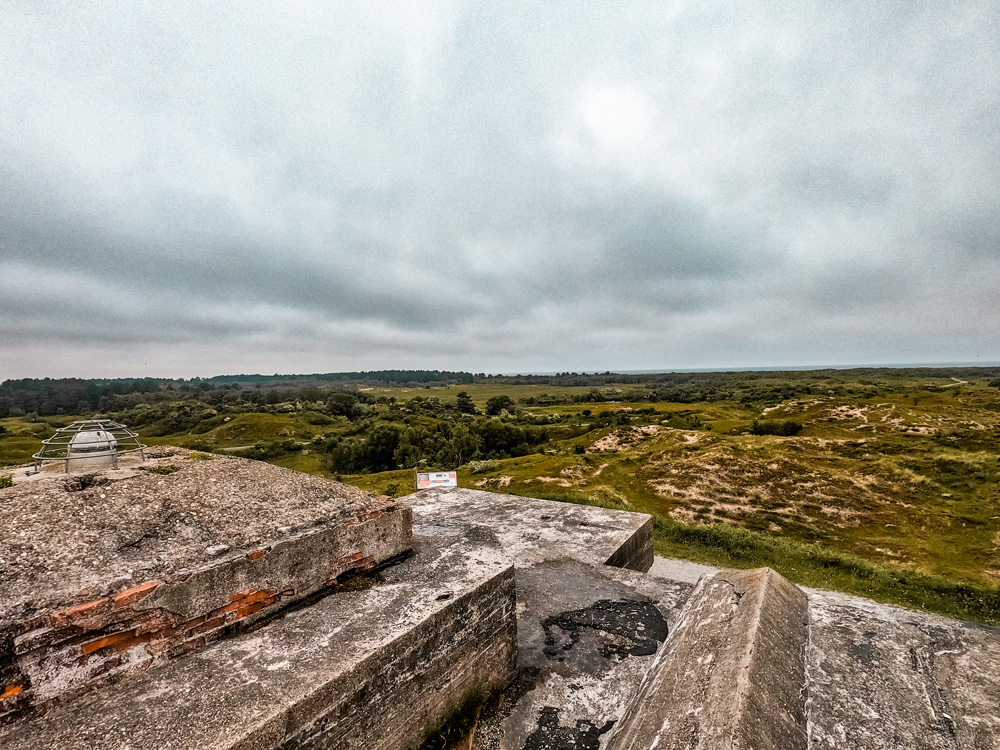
[467,459,500,474]
[0,475,13,489]
[485,395,516,416]
[750,419,804,436]
[145,464,179,475]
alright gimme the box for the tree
[455,391,478,414]
[485,395,515,416]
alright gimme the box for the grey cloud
[2,1,999,378]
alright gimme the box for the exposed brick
[246,548,269,561]
[111,580,163,609]
[81,631,136,656]
[187,617,226,637]
[235,602,266,620]
[182,615,208,633]
[144,639,171,656]
[0,684,23,701]
[167,636,207,660]
[242,589,278,606]
[131,611,175,636]
[110,633,154,654]
[51,598,112,628]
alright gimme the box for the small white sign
[416,471,458,489]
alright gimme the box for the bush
[750,420,803,436]
[467,459,500,474]
[485,395,516,416]
[0,475,13,489]
[186,440,217,453]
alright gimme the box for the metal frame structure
[32,419,146,473]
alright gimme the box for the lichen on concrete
[806,588,1000,749]
[407,486,653,571]
[0,448,411,722]
[0,534,517,750]
[0,448,397,627]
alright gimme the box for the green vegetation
[2,366,999,624]
[749,419,803,436]
[0,475,13,489]
[500,487,999,625]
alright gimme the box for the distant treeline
[482,366,1000,387]
[0,370,473,417]
[3,366,999,418]
[201,370,474,385]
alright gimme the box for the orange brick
[1,683,24,701]
[132,611,174,635]
[229,589,255,603]
[112,580,163,608]
[51,598,112,628]
[81,630,136,655]
[235,601,265,620]
[110,633,153,653]
[181,615,207,633]
[243,589,278,606]
[246,548,269,561]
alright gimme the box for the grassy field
[3,371,999,624]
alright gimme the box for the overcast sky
[2,1,998,379]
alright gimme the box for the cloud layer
[2,1,998,378]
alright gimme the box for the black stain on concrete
[541,599,668,661]
[522,706,614,750]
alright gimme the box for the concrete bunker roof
[0,448,392,629]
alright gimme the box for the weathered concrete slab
[806,588,1000,750]
[406,487,653,571]
[0,533,517,750]
[648,555,720,585]
[473,558,692,750]
[0,448,410,722]
[607,568,810,750]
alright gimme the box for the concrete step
[606,567,810,750]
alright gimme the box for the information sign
[416,471,458,489]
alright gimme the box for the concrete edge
[603,515,653,573]
[605,567,810,750]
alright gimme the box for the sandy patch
[589,425,661,452]
[474,475,512,487]
[537,476,573,487]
